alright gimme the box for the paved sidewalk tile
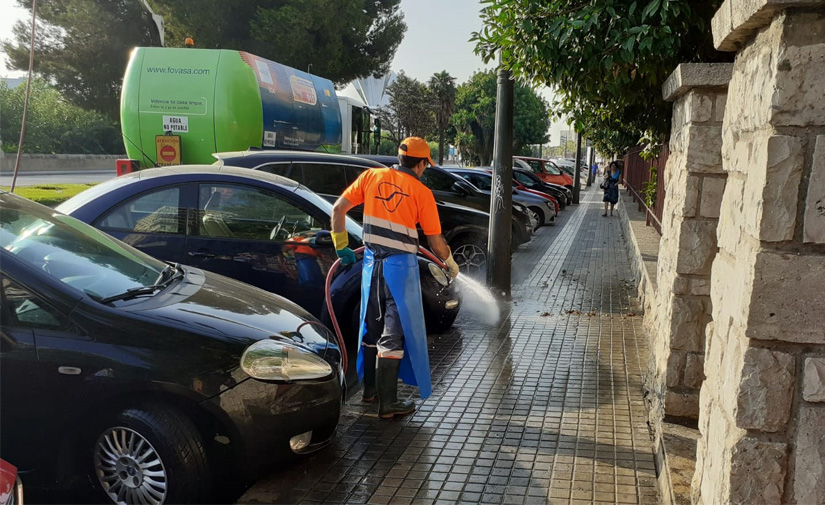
[240,188,658,504]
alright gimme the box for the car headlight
[545,201,554,208]
[513,203,526,212]
[241,339,332,381]
[427,262,449,287]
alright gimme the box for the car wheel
[91,402,209,505]
[528,207,545,229]
[451,235,487,279]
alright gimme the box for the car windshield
[514,170,541,187]
[543,162,563,175]
[0,194,166,300]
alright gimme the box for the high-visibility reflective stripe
[378,349,404,359]
[364,233,418,254]
[363,215,418,239]
[363,223,418,246]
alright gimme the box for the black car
[351,154,534,246]
[0,192,343,504]
[212,150,526,275]
[56,166,460,352]
[513,168,574,206]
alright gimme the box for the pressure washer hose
[324,246,448,375]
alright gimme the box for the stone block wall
[646,64,732,426]
[692,3,825,504]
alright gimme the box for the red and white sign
[155,135,181,166]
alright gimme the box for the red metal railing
[622,144,669,234]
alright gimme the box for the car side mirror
[315,230,334,247]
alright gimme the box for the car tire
[528,207,545,229]
[90,402,210,505]
[450,234,488,279]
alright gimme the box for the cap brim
[426,153,436,166]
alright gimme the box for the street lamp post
[487,66,513,298]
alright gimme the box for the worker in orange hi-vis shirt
[331,137,459,419]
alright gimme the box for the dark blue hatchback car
[57,166,461,359]
[1,191,343,504]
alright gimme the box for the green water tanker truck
[121,47,351,168]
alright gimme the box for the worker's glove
[444,250,460,279]
[336,247,357,265]
[331,230,357,265]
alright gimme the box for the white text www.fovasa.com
[146,66,211,75]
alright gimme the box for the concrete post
[646,63,732,426]
[692,2,825,504]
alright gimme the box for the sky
[389,0,570,144]
[0,0,570,142]
[0,0,27,78]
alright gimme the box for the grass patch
[1,183,98,207]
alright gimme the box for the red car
[480,169,560,214]
[514,156,574,189]
[0,459,23,505]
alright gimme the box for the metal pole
[486,66,513,298]
[572,131,582,204]
[587,141,596,186]
[11,0,37,193]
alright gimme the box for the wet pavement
[240,187,658,505]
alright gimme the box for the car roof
[213,149,381,168]
[55,164,301,215]
[350,154,398,166]
[448,167,490,174]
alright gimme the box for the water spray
[324,246,501,373]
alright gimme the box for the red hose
[323,246,447,375]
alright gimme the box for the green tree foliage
[3,0,157,120]
[3,0,405,120]
[473,0,727,154]
[377,136,397,156]
[149,0,406,85]
[376,72,436,146]
[428,71,457,165]
[0,79,123,154]
[451,70,551,166]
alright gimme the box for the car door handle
[188,251,215,258]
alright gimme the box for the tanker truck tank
[120,47,343,168]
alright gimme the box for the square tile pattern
[240,188,658,504]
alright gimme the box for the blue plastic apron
[356,248,432,399]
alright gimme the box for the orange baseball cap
[398,137,435,167]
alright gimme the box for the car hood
[122,266,336,357]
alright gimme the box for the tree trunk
[438,126,445,165]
